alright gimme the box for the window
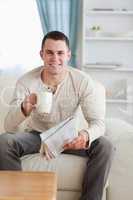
[0,0,43,74]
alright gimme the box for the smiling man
[0,31,114,200]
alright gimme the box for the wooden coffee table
[0,171,57,200]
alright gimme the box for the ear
[40,50,43,59]
[67,50,71,61]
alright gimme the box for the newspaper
[40,115,78,157]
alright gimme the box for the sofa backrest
[0,74,18,133]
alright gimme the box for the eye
[46,50,53,55]
[58,51,64,55]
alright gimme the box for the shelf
[106,99,133,104]
[85,36,133,41]
[87,10,133,15]
[83,66,133,72]
[115,68,133,72]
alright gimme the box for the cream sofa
[0,73,133,200]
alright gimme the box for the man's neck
[41,68,68,87]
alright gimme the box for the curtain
[36,0,81,67]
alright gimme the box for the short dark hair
[41,31,70,50]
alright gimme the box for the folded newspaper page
[40,115,78,157]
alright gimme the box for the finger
[41,143,50,160]
[72,135,87,145]
[47,149,55,159]
[24,102,34,114]
[25,95,31,103]
[70,137,83,145]
[63,143,73,150]
[39,144,46,158]
[63,139,71,145]
[45,150,51,160]
[44,144,55,160]
[44,146,52,160]
[64,140,86,150]
[64,141,80,149]
[25,93,37,105]
[63,135,84,148]
[32,105,37,112]
[29,93,37,104]
[63,135,85,149]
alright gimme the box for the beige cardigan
[4,66,105,144]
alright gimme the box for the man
[0,31,114,200]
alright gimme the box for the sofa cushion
[22,153,87,191]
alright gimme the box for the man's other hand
[40,143,55,160]
[63,130,89,150]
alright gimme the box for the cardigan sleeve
[79,78,106,145]
[4,80,28,133]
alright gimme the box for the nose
[51,53,58,61]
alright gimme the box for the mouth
[48,64,62,67]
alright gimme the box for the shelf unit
[80,0,133,122]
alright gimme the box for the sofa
[0,73,133,200]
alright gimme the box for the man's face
[40,39,71,75]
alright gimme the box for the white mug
[36,91,53,114]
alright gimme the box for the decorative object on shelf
[88,25,102,36]
[91,25,101,31]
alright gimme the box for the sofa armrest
[105,118,133,200]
